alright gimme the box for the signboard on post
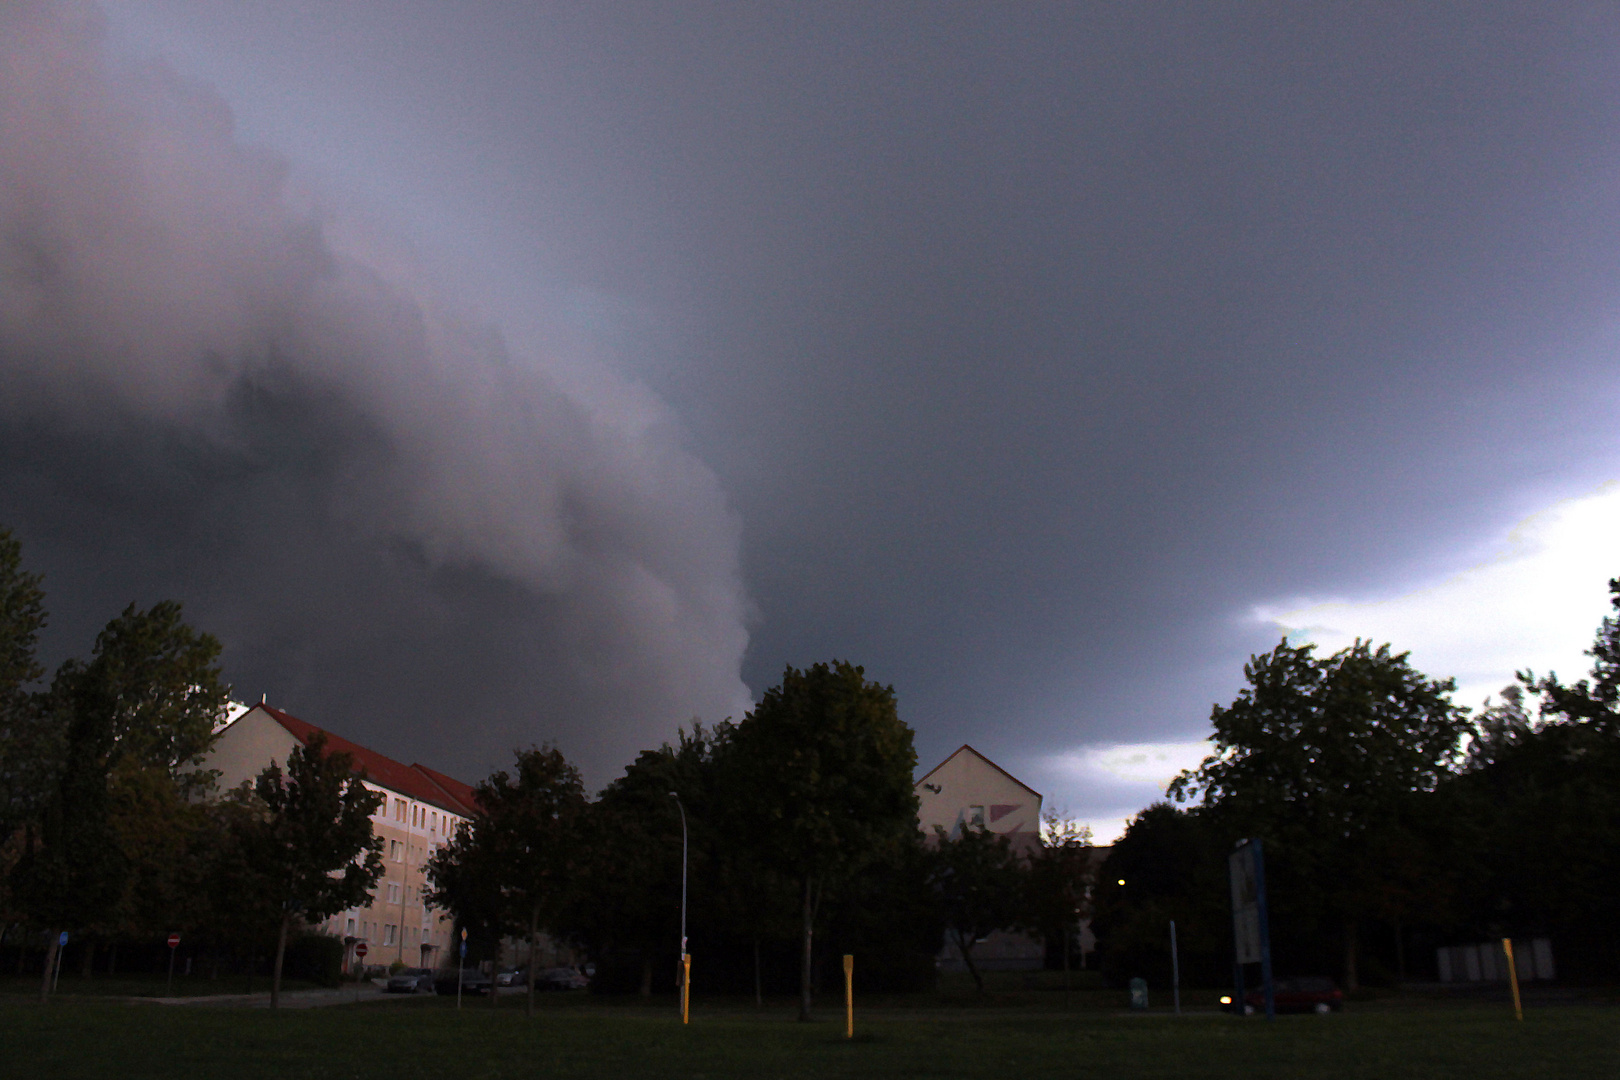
[1228,838,1275,1020]
[1229,845,1262,964]
[166,932,181,996]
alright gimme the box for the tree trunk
[1342,918,1359,993]
[639,954,652,998]
[271,911,290,1010]
[956,929,984,994]
[526,908,538,1018]
[1394,920,1406,984]
[1062,923,1071,1008]
[753,936,763,1009]
[488,940,501,1008]
[798,875,814,1021]
[39,930,59,1003]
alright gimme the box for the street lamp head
[668,791,678,798]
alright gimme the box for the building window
[390,840,403,862]
[394,798,406,822]
[346,917,356,936]
[431,812,438,833]
[383,924,396,946]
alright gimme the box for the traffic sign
[167,933,180,949]
[58,931,68,947]
[354,942,368,959]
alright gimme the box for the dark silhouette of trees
[721,661,918,1020]
[1170,640,1470,990]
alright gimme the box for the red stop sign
[167,933,180,949]
[354,942,368,959]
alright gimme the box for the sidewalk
[132,980,407,1009]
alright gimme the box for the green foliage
[566,726,715,995]
[0,526,49,838]
[722,661,918,1017]
[1527,577,1620,730]
[239,732,384,1005]
[243,732,385,921]
[1090,803,1232,989]
[473,745,586,1010]
[1026,812,1098,978]
[65,601,228,783]
[927,824,1028,992]
[1169,639,1470,988]
[281,931,346,987]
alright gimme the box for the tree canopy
[721,661,918,1019]
[240,733,384,1007]
[1170,639,1470,989]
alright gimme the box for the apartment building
[204,704,479,970]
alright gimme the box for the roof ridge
[917,742,1042,800]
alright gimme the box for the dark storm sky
[4,2,1620,835]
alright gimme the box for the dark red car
[1222,976,1344,1014]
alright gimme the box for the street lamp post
[669,791,688,1020]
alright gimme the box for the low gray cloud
[0,2,752,785]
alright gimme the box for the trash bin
[1129,977,1149,1010]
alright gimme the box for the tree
[1527,576,1620,730]
[721,661,918,1020]
[474,746,586,1016]
[0,526,49,840]
[1027,812,1096,1000]
[1169,639,1470,990]
[424,811,507,991]
[9,599,230,1000]
[238,733,384,1008]
[1088,803,1232,991]
[927,824,1028,993]
[564,726,716,998]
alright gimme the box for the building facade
[204,704,478,971]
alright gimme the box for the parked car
[386,967,436,994]
[536,966,589,991]
[1221,976,1343,1014]
[434,967,495,996]
[495,967,526,987]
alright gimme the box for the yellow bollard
[1502,939,1523,1022]
[682,953,691,1025]
[844,954,854,1039]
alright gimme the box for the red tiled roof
[410,762,480,817]
[259,705,479,817]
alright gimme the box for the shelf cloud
[0,2,752,784]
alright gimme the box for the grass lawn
[3,987,1614,1080]
[0,971,328,998]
